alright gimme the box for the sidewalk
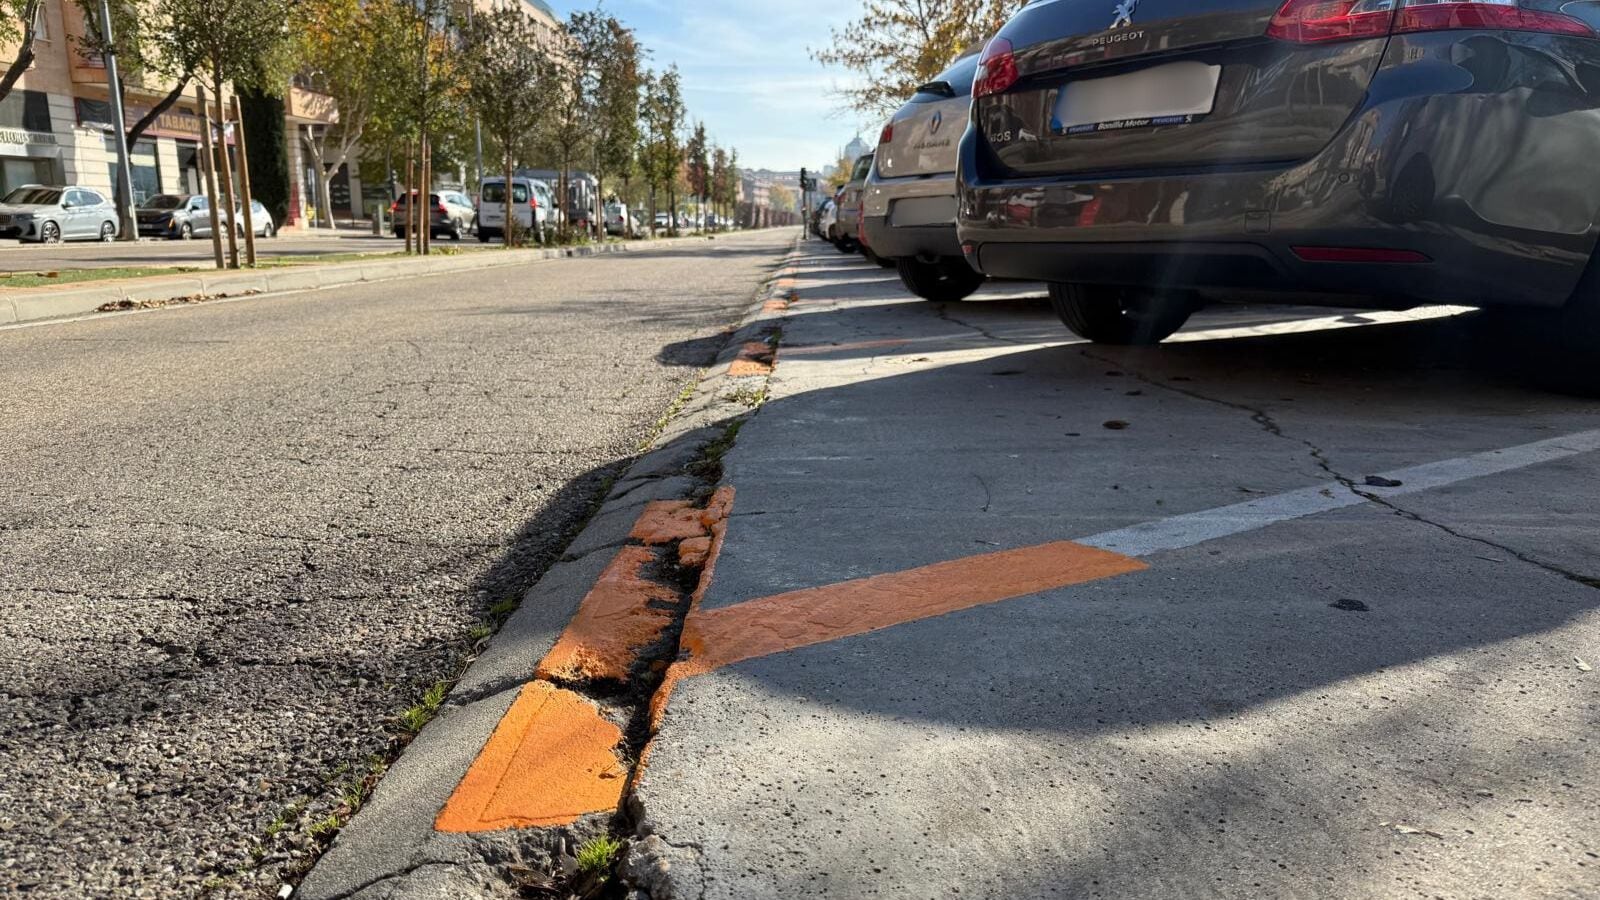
[302,237,1600,899]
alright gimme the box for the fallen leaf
[1103,420,1130,431]
[1364,476,1404,488]
[1577,657,1593,673]
[1387,823,1444,839]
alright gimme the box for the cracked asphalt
[0,229,792,898]
[633,240,1600,898]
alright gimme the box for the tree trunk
[213,79,239,269]
[0,0,42,106]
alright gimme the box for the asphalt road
[0,230,481,272]
[0,229,792,897]
[634,240,1600,898]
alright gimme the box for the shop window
[105,136,160,206]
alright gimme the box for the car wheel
[1048,283,1197,345]
[100,221,116,242]
[262,221,275,238]
[39,221,60,244]
[178,222,193,240]
[896,257,986,303]
[449,219,463,241]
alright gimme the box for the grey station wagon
[958,0,1600,346]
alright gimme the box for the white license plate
[889,196,957,228]
[1053,61,1221,135]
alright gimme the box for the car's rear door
[977,0,1392,176]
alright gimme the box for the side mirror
[60,201,74,209]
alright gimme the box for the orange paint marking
[435,681,626,833]
[678,541,1146,677]
[646,488,735,736]
[763,298,790,313]
[534,545,678,683]
[629,500,709,545]
[728,341,776,377]
[678,536,713,568]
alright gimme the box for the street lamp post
[97,0,136,241]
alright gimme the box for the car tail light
[1269,0,1593,43]
[1267,0,1396,43]
[1394,0,1593,36]
[1292,246,1431,263]
[973,37,1018,98]
[879,123,894,145]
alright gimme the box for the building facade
[0,0,336,230]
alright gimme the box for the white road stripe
[1079,428,1600,558]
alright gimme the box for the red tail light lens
[1395,1,1593,37]
[879,123,894,145]
[1270,0,1594,42]
[973,37,1018,98]
[1268,0,1395,43]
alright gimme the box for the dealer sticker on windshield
[1052,61,1221,137]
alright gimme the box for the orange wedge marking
[534,545,679,684]
[434,681,626,833]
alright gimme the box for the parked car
[831,153,873,252]
[819,190,843,243]
[864,49,987,302]
[605,202,643,238]
[136,194,230,240]
[654,211,673,233]
[477,177,552,244]
[810,199,834,239]
[393,190,475,241]
[237,199,276,238]
[0,185,118,243]
[957,0,1600,346]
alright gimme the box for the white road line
[1079,428,1600,558]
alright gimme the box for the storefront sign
[0,128,57,148]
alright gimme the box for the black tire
[863,247,895,269]
[262,221,275,238]
[1048,283,1197,345]
[39,221,60,244]
[449,219,463,241]
[100,221,116,242]
[896,257,987,303]
[1494,259,1600,395]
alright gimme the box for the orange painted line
[534,545,679,684]
[646,487,735,736]
[629,499,709,545]
[677,541,1146,677]
[728,341,776,377]
[434,681,626,833]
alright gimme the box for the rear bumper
[862,217,962,260]
[956,31,1600,310]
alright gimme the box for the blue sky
[547,0,874,172]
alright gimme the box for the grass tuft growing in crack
[399,681,450,734]
[687,419,745,482]
[576,835,624,874]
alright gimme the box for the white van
[478,176,553,244]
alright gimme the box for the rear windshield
[4,187,60,205]
[143,195,186,210]
[850,154,874,182]
[481,184,530,204]
[913,53,980,102]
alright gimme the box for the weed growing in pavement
[488,595,521,623]
[723,385,769,409]
[467,623,493,643]
[638,377,703,452]
[575,835,623,874]
[307,814,341,839]
[688,419,745,481]
[398,681,450,734]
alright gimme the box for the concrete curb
[293,234,804,900]
[0,233,742,328]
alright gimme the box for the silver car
[862,49,986,302]
[0,185,120,243]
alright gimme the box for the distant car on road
[605,201,642,238]
[810,199,834,238]
[393,190,474,241]
[864,49,986,302]
[819,191,842,243]
[654,211,673,233]
[477,177,552,244]
[0,185,119,243]
[958,0,1600,348]
[237,199,276,238]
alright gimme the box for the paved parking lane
[632,240,1600,900]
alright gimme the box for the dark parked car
[137,194,230,240]
[831,152,874,253]
[958,0,1600,347]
